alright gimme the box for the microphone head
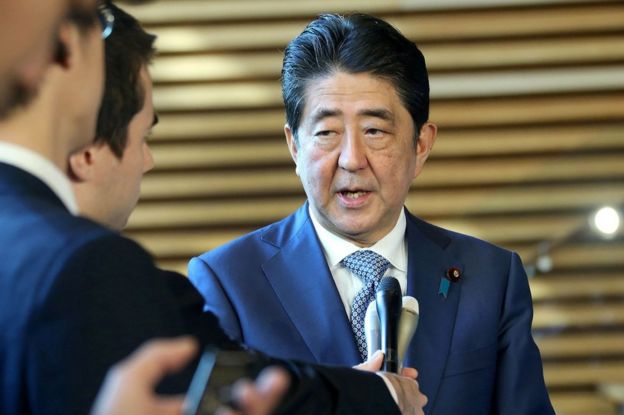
[376,276,402,320]
[377,276,401,296]
[398,296,420,370]
[402,295,419,315]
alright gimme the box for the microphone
[376,276,402,373]
[397,296,419,370]
[364,301,380,360]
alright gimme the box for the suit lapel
[404,212,463,412]
[261,206,360,366]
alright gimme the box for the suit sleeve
[24,235,219,414]
[275,363,401,415]
[494,252,555,414]
[188,256,243,342]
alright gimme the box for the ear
[53,22,78,69]
[68,145,97,182]
[284,123,300,176]
[413,122,438,179]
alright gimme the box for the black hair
[281,13,429,144]
[94,2,156,158]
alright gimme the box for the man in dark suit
[0,4,424,415]
[189,13,555,415]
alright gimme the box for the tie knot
[341,250,390,285]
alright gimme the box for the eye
[366,128,385,137]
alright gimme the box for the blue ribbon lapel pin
[438,266,461,298]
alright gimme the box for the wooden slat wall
[122,1,624,413]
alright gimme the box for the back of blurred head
[281,13,430,144]
[0,0,150,119]
[0,0,105,118]
[70,2,157,231]
[0,1,106,167]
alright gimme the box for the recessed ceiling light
[593,206,620,236]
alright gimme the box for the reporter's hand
[91,337,198,415]
[378,368,427,415]
[215,367,290,415]
[353,350,384,372]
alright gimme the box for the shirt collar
[0,142,79,215]
[309,205,407,272]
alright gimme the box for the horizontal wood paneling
[537,332,624,359]
[150,35,624,83]
[139,4,624,53]
[151,95,624,140]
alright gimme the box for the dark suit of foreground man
[0,6,417,415]
[190,13,555,415]
[0,164,402,415]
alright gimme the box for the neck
[0,84,71,174]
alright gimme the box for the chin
[334,223,375,240]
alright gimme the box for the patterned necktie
[341,250,391,362]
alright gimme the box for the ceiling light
[593,206,620,236]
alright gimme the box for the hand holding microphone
[365,277,420,373]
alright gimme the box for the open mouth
[340,190,368,199]
[337,189,372,207]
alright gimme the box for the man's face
[285,71,435,246]
[85,68,155,230]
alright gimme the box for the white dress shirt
[309,206,408,318]
[0,141,78,214]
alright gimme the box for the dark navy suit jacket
[0,163,399,415]
[189,203,555,415]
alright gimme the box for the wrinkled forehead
[301,72,405,117]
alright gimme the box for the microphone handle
[378,301,399,372]
[382,352,398,372]
[381,324,398,372]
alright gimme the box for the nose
[337,131,367,172]
[143,143,154,173]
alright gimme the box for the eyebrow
[310,108,342,125]
[310,107,395,124]
[358,108,394,123]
